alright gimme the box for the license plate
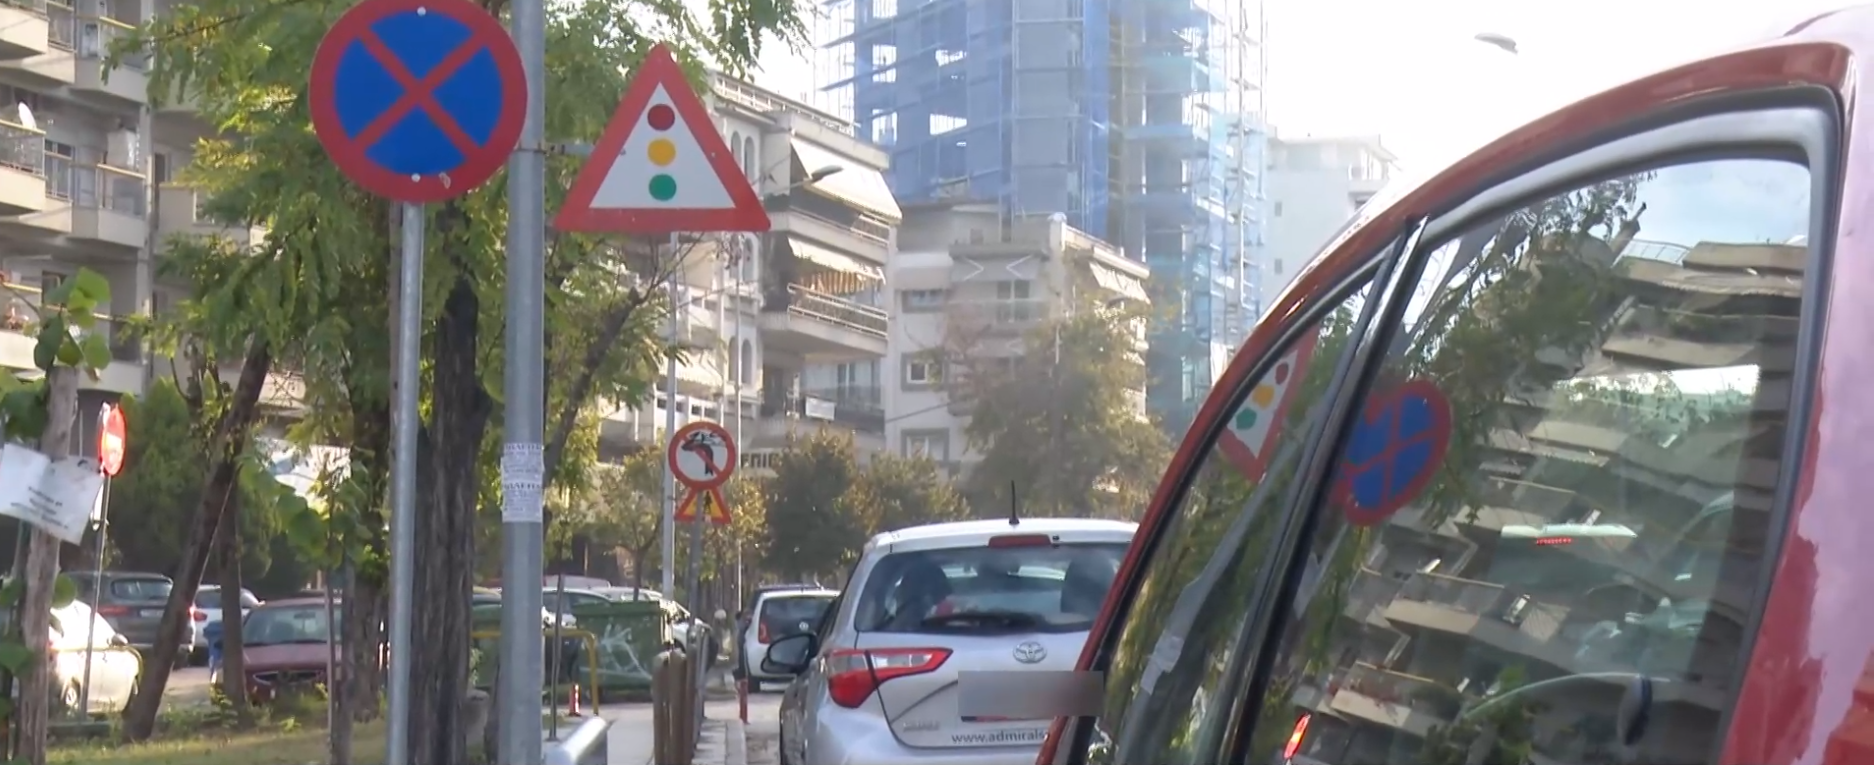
[141,608,164,618]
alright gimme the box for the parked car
[189,586,260,665]
[240,597,336,703]
[65,571,195,669]
[0,599,142,717]
[740,587,838,690]
[762,519,1134,765]
[1036,13,1874,765]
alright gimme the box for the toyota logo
[1013,641,1047,664]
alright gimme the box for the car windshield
[245,605,337,645]
[111,577,172,602]
[853,541,1128,634]
[758,595,833,637]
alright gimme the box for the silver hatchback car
[763,518,1135,765]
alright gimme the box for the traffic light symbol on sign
[645,104,678,202]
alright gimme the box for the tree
[762,431,868,579]
[0,267,119,765]
[123,0,807,761]
[558,449,664,590]
[852,453,970,532]
[951,295,1171,519]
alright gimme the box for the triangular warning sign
[674,488,733,525]
[555,43,772,234]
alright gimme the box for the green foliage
[851,452,970,531]
[556,448,664,584]
[762,431,868,578]
[957,298,1172,519]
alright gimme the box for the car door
[1044,68,1841,765]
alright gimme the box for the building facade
[596,76,902,473]
[1261,133,1396,305]
[814,0,1265,433]
[884,202,1147,473]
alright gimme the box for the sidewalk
[605,672,749,765]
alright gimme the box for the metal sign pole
[385,201,425,765]
[499,0,549,755]
[76,475,108,717]
[660,232,680,597]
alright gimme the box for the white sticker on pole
[500,443,545,524]
[0,443,103,544]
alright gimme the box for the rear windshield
[854,542,1128,634]
[195,589,261,609]
[111,578,172,602]
[758,595,834,636]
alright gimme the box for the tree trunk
[215,493,253,728]
[351,583,386,722]
[328,564,357,765]
[408,268,491,765]
[14,367,76,765]
[121,339,272,742]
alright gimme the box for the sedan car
[65,571,195,669]
[740,587,837,690]
[190,586,260,665]
[240,597,337,703]
[762,518,1134,765]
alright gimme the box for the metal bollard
[652,648,679,765]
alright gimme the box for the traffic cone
[567,683,584,718]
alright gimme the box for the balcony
[0,0,51,59]
[0,0,70,84]
[73,14,147,105]
[0,119,48,215]
[69,163,146,250]
[1326,663,1462,737]
[2,280,144,392]
[768,203,891,267]
[758,284,887,358]
[157,184,264,248]
[750,392,886,451]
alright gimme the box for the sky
[747,0,1854,170]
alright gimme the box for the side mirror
[761,632,817,676]
[107,634,128,648]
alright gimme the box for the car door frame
[1047,72,1846,765]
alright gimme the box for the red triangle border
[554,44,773,234]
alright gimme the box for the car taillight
[757,622,770,643]
[988,533,1053,548]
[825,647,950,709]
[96,605,128,617]
[191,608,207,622]
[1284,713,1311,760]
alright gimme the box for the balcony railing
[81,14,147,69]
[70,163,146,216]
[760,387,886,434]
[2,281,141,361]
[1339,663,1464,719]
[773,284,887,340]
[1397,572,1508,615]
[46,1,73,50]
[0,119,45,176]
[789,205,892,248]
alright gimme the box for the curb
[693,715,748,765]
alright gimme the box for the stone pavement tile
[743,725,778,765]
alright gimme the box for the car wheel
[55,680,80,717]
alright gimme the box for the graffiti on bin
[568,601,672,689]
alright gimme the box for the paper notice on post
[0,443,103,544]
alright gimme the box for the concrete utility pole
[498,0,548,757]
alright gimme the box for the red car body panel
[1042,8,1874,765]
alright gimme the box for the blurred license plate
[141,608,164,618]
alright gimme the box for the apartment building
[883,202,1148,473]
[1263,134,1397,306]
[596,75,901,474]
[0,0,293,447]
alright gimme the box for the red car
[1038,9,1874,765]
[241,597,338,703]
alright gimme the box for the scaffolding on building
[816,0,1266,431]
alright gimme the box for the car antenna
[1009,481,1020,527]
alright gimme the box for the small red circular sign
[99,404,127,477]
[666,421,737,490]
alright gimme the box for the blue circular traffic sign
[309,0,525,203]
[1336,379,1452,526]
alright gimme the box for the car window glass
[1250,157,1808,765]
[111,577,173,602]
[246,605,339,645]
[1084,278,1380,765]
[854,543,1128,635]
[195,589,221,609]
[760,596,838,639]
